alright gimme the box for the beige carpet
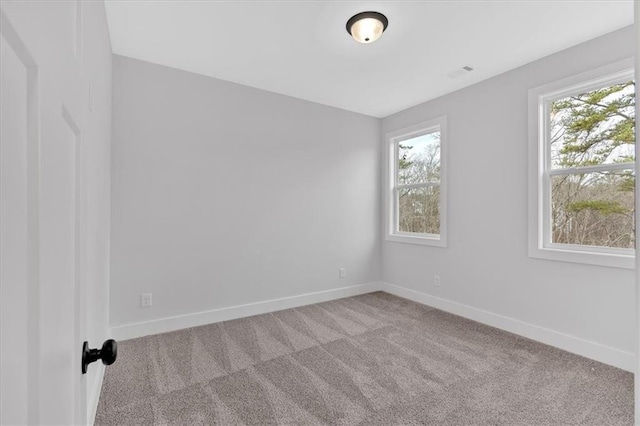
[95,292,633,425]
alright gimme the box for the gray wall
[110,56,381,327]
[110,25,634,369]
[382,26,636,360]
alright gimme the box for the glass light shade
[350,17,384,43]
[346,12,388,44]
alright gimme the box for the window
[528,59,635,268]
[385,117,447,246]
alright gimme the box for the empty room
[1,0,639,425]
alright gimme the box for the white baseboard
[382,282,634,372]
[88,363,105,426]
[111,282,383,341]
[109,280,633,372]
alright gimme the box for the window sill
[528,245,634,269]
[386,233,447,247]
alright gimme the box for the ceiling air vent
[446,66,474,79]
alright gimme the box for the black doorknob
[82,339,117,374]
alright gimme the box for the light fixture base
[346,11,388,44]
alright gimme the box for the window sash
[395,182,440,190]
[541,70,634,173]
[541,166,635,254]
[538,68,635,255]
[393,136,441,187]
[393,183,441,237]
[547,163,633,177]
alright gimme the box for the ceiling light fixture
[346,11,388,44]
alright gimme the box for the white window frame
[528,58,635,269]
[385,116,448,247]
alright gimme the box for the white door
[1,1,88,424]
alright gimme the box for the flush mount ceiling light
[346,11,388,44]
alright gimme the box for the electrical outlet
[339,268,346,278]
[434,275,441,287]
[141,293,152,308]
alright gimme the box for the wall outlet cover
[141,293,152,308]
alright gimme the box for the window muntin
[529,60,635,268]
[387,117,447,246]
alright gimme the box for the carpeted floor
[95,292,633,425]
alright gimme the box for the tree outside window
[386,116,447,247]
[549,79,635,249]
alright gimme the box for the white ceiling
[105,0,634,118]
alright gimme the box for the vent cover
[446,65,474,79]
